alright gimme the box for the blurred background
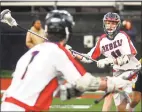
[0,1,141,76]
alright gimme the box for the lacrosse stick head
[0,9,18,27]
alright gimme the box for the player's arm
[121,32,137,56]
[54,46,131,99]
[74,38,102,63]
[54,47,98,94]
[26,32,34,48]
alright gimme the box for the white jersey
[88,31,141,71]
[4,42,86,111]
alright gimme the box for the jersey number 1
[21,51,39,79]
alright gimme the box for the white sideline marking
[50,105,91,109]
[72,105,91,109]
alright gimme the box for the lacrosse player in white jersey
[1,10,132,111]
[74,12,141,111]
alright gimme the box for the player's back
[5,42,60,108]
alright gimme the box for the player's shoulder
[56,44,70,56]
[118,31,129,39]
[52,44,73,60]
[30,42,58,53]
[44,42,68,56]
[31,42,69,57]
[100,33,107,39]
[98,33,107,42]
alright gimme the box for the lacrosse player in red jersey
[74,12,141,111]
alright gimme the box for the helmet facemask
[103,12,121,39]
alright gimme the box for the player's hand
[97,59,107,68]
[65,83,83,99]
[116,55,130,66]
[60,83,83,101]
[67,88,83,99]
[122,55,130,64]
[97,58,114,68]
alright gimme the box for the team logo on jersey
[102,39,122,52]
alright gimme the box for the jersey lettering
[102,39,122,52]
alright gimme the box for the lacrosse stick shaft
[71,50,97,63]
[94,92,110,104]
[17,25,48,41]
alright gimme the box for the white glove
[97,58,114,68]
[81,54,93,63]
[122,55,130,64]
[116,55,130,66]
[97,59,106,68]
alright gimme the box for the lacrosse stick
[0,9,48,41]
[71,50,98,63]
[0,9,18,27]
[0,9,98,63]
[71,50,115,67]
